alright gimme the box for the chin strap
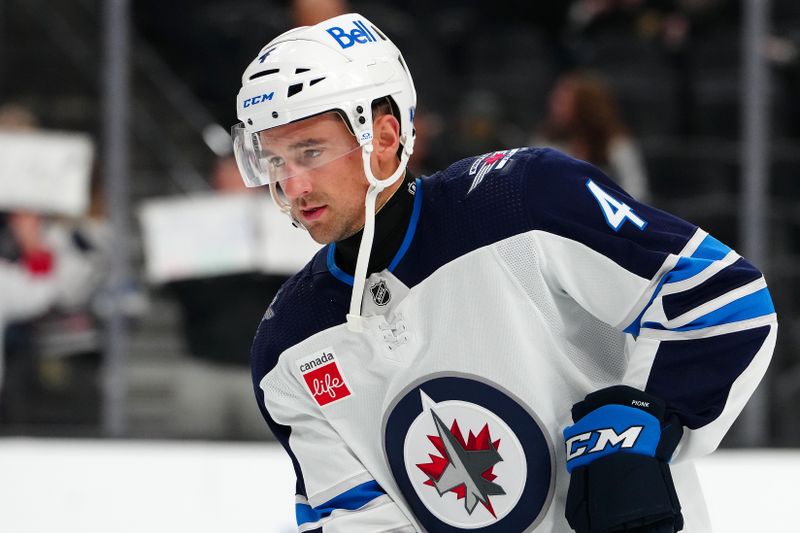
[346,137,413,332]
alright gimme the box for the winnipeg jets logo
[417,405,506,516]
[467,148,520,195]
[401,390,530,528]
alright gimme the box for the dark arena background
[0,0,797,531]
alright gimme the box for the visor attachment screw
[358,116,366,124]
[272,111,279,118]
[356,105,364,114]
[247,118,253,125]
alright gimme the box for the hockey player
[232,13,776,533]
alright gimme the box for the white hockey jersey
[251,148,777,532]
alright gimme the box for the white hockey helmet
[232,13,416,206]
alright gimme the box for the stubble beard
[295,201,365,245]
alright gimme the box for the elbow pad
[562,386,684,533]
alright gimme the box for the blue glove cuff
[563,404,662,473]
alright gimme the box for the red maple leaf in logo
[483,152,505,165]
[416,419,502,517]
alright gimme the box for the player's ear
[371,113,401,174]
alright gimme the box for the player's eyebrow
[288,138,326,150]
[261,138,327,158]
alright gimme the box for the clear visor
[231,112,361,188]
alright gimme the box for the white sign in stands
[0,130,95,216]
[139,193,321,283]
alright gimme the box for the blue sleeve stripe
[662,258,762,320]
[624,258,704,335]
[296,480,386,526]
[625,256,712,335]
[692,234,731,261]
[662,255,714,284]
[662,235,732,285]
[643,287,775,332]
[625,234,735,334]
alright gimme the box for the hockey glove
[562,386,684,533]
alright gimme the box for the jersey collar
[325,177,423,287]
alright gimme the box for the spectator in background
[0,213,61,402]
[0,208,106,423]
[166,156,285,440]
[0,104,108,427]
[534,71,650,201]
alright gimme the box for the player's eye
[267,155,285,168]
[301,148,322,162]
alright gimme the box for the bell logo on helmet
[243,92,275,108]
[326,20,377,49]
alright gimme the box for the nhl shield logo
[384,374,554,532]
[370,279,391,306]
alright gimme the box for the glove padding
[563,386,684,533]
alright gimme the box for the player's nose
[280,172,313,200]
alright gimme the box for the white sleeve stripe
[616,228,713,331]
[616,254,680,330]
[659,250,741,296]
[653,277,767,329]
[679,228,708,257]
[639,313,776,341]
[304,471,376,508]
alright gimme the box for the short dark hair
[372,96,396,120]
[371,96,404,159]
[371,96,395,121]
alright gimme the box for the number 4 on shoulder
[585,179,647,232]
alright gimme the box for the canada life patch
[297,348,352,406]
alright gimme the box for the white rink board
[0,439,793,532]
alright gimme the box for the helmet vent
[295,68,311,74]
[309,77,326,86]
[287,83,304,98]
[249,68,279,80]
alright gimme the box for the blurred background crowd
[1,0,799,446]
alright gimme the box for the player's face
[262,113,368,244]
